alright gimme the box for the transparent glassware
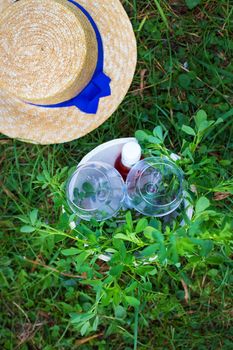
[66,162,125,221]
[125,157,184,217]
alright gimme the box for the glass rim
[130,197,184,217]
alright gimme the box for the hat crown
[0,0,98,104]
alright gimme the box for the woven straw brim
[0,0,137,144]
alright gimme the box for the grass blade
[153,0,169,30]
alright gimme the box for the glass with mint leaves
[66,162,125,221]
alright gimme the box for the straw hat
[0,0,137,144]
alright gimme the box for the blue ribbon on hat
[33,0,111,114]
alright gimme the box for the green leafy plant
[185,0,202,10]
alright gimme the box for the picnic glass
[66,161,125,221]
[125,157,184,217]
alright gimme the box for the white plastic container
[79,137,136,166]
[66,138,194,263]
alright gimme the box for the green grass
[0,1,233,349]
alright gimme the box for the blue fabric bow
[33,0,111,114]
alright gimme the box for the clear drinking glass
[126,157,184,217]
[66,161,125,221]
